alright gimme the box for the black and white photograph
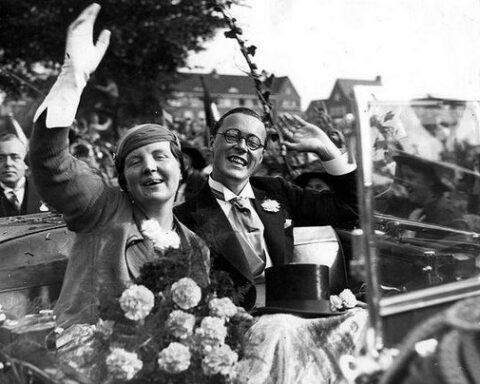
[1,1,480,383]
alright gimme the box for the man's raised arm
[277,113,356,175]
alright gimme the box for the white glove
[34,3,110,128]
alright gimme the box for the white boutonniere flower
[261,199,280,213]
[140,219,180,252]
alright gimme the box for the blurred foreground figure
[380,295,480,384]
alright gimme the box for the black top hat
[252,264,344,318]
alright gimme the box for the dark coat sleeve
[29,111,122,232]
[251,172,359,230]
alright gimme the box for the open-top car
[0,213,73,320]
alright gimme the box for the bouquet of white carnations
[92,228,254,384]
[98,277,254,384]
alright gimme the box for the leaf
[264,74,275,88]
[224,30,237,39]
[383,110,395,123]
[246,45,257,56]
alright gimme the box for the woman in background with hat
[391,153,467,229]
[29,4,209,328]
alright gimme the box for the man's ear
[209,135,215,149]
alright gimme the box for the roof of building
[172,72,294,96]
[334,76,382,98]
[306,99,328,108]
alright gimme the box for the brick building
[166,71,302,122]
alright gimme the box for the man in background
[0,133,44,217]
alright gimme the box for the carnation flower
[106,347,143,381]
[157,342,191,373]
[202,344,238,376]
[339,289,357,308]
[330,295,344,311]
[167,310,196,339]
[119,284,155,321]
[330,289,357,311]
[95,318,115,339]
[195,316,227,348]
[171,277,202,310]
[140,219,180,251]
[260,199,280,213]
[208,297,237,319]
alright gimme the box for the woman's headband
[115,124,180,173]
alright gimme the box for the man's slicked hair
[212,107,264,136]
[0,133,28,157]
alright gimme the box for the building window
[167,99,182,107]
[329,105,347,117]
[282,100,297,109]
[219,98,232,107]
[239,98,245,106]
[228,87,239,93]
[190,97,202,107]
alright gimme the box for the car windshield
[366,95,480,295]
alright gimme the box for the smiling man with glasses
[175,107,358,309]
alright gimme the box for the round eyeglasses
[216,129,264,151]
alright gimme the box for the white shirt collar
[208,176,255,201]
[0,176,26,194]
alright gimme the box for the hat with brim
[294,171,330,189]
[181,142,206,170]
[392,152,460,191]
[251,264,347,318]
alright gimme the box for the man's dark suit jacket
[174,172,358,309]
[0,178,44,217]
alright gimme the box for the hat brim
[251,306,346,318]
[392,153,458,179]
[294,171,329,189]
[182,147,206,170]
[251,299,346,318]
